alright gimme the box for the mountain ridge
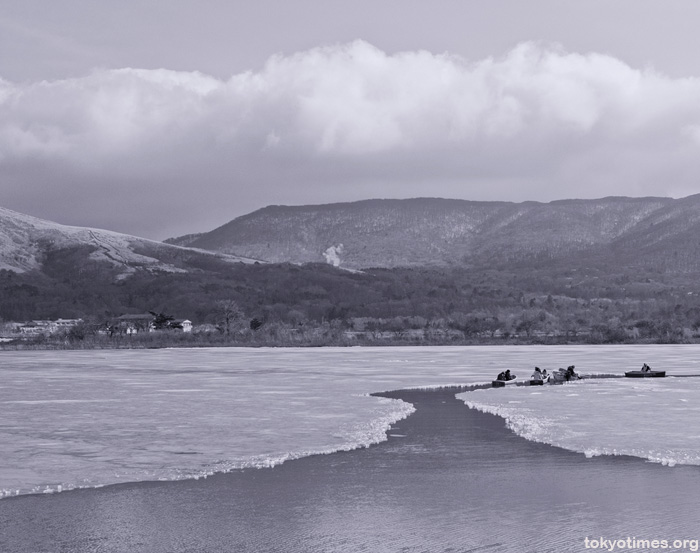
[6,194,700,278]
[166,195,694,270]
[0,205,259,277]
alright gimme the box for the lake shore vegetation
[2,248,700,349]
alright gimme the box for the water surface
[2,345,699,497]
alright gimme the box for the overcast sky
[3,1,700,239]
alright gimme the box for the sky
[2,1,700,240]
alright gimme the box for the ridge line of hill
[164,195,700,271]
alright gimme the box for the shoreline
[0,377,619,500]
[0,375,662,502]
[3,386,700,552]
[3,337,698,351]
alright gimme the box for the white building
[173,319,193,332]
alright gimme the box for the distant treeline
[2,244,700,348]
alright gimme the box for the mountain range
[4,194,700,277]
[166,195,700,272]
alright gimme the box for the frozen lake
[461,377,700,466]
[1,345,699,498]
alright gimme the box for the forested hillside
[4,198,700,347]
[168,196,699,270]
[2,244,699,346]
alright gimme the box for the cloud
[2,40,700,238]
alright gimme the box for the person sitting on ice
[565,365,579,381]
[531,367,543,381]
[497,371,506,381]
[641,363,652,372]
[504,369,515,381]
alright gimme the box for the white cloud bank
[2,40,700,238]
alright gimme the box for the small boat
[492,376,518,388]
[625,370,666,378]
[548,374,580,384]
[547,366,581,384]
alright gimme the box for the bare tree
[215,300,243,335]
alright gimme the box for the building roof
[116,314,154,321]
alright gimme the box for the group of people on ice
[495,369,516,381]
[495,365,581,384]
[530,365,579,383]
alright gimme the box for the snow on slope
[0,206,256,275]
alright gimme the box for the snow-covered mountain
[0,206,257,276]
